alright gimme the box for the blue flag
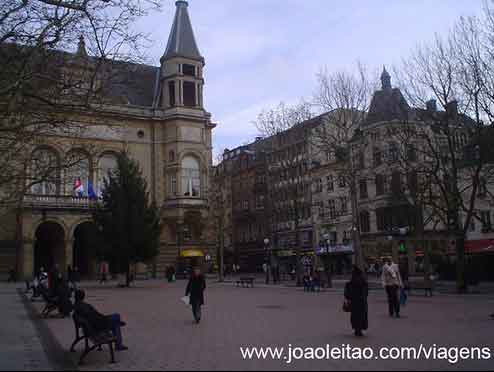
[88,182,97,200]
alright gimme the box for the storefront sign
[315,244,354,256]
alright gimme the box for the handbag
[400,288,408,306]
[181,296,191,306]
[343,300,352,313]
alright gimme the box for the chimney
[447,100,458,120]
[426,99,437,112]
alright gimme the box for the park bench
[70,313,117,365]
[236,277,255,288]
[408,280,435,297]
[40,290,59,318]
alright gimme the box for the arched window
[65,151,90,196]
[31,148,59,195]
[181,156,200,197]
[169,150,175,163]
[97,153,118,196]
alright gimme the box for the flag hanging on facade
[74,178,84,197]
[88,182,97,200]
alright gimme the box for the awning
[465,240,494,254]
[180,249,204,258]
[315,244,354,256]
[414,240,494,256]
[277,250,295,257]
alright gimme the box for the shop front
[177,248,206,277]
[315,244,354,276]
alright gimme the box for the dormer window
[182,64,196,77]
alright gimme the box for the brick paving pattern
[0,284,52,371]
[23,280,494,371]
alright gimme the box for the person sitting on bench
[74,290,128,351]
[56,276,73,318]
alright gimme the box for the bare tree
[394,3,494,292]
[254,101,314,286]
[310,63,375,270]
[0,0,161,207]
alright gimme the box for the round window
[137,130,145,139]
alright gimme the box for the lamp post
[264,238,270,284]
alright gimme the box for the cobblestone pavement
[27,280,494,371]
[0,284,52,371]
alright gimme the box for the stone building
[215,67,494,278]
[0,0,217,280]
[314,68,494,277]
[214,117,325,272]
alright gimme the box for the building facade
[0,0,217,280]
[215,68,494,278]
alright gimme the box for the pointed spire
[381,66,391,90]
[162,0,203,63]
[76,35,87,57]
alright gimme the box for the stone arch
[177,150,206,168]
[69,217,95,239]
[33,220,66,275]
[72,220,101,278]
[31,217,69,240]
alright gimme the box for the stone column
[22,239,34,280]
[65,239,74,272]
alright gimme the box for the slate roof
[365,87,410,125]
[162,0,203,62]
[100,61,159,107]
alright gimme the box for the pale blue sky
[136,0,484,156]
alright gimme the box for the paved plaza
[0,285,52,371]
[2,280,494,371]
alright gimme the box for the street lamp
[264,238,270,284]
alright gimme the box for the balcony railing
[23,194,97,210]
[163,197,208,209]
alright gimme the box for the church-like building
[0,0,217,280]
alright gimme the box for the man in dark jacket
[185,267,206,324]
[74,290,128,351]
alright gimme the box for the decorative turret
[381,66,391,90]
[76,35,87,57]
[159,0,204,109]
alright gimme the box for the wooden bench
[408,280,435,297]
[70,313,117,365]
[40,290,59,318]
[236,277,255,288]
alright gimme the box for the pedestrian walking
[99,261,109,284]
[185,267,206,324]
[382,258,403,318]
[344,266,369,337]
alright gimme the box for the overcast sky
[136,0,484,157]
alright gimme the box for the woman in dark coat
[185,267,206,324]
[344,266,369,337]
